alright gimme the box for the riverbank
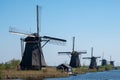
[0,67,69,79]
[45,70,120,80]
[0,65,116,79]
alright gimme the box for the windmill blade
[95,56,101,58]
[110,56,112,61]
[43,36,66,42]
[36,5,40,36]
[102,52,104,59]
[36,5,42,36]
[72,37,75,52]
[58,52,72,54]
[83,57,91,59]
[91,47,93,57]
[9,27,35,37]
[42,36,66,45]
[20,38,25,57]
[78,51,87,54]
[58,52,71,58]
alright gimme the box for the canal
[45,70,120,80]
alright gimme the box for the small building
[56,64,72,74]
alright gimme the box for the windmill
[9,5,66,70]
[109,56,114,67]
[58,37,87,68]
[83,47,100,69]
[100,52,107,66]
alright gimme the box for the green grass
[73,65,114,74]
[0,70,3,79]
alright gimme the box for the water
[44,70,120,80]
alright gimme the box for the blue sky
[1,0,120,66]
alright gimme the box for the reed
[1,67,68,79]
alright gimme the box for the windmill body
[58,37,87,68]
[69,51,80,67]
[101,59,107,66]
[110,61,114,66]
[19,34,66,70]
[83,47,100,69]
[100,53,107,66]
[109,56,114,67]
[89,57,97,69]
[20,34,46,70]
[9,5,66,70]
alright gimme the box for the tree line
[0,59,20,70]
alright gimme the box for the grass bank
[0,67,69,79]
[0,65,115,79]
[0,59,115,79]
[73,65,114,74]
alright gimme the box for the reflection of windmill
[58,37,87,68]
[83,47,100,69]
[9,5,66,70]
[109,56,114,67]
[100,52,107,66]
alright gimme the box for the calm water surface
[44,70,120,80]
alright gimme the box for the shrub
[105,65,112,71]
[0,70,3,79]
[42,68,47,73]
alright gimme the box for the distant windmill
[100,52,107,66]
[58,37,87,68]
[9,5,66,70]
[83,47,100,69]
[109,56,114,67]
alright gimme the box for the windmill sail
[78,51,87,54]
[58,52,72,54]
[9,27,35,37]
[72,37,75,52]
[20,38,25,57]
[36,5,40,36]
[43,36,66,42]
[42,36,66,45]
[83,57,91,59]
